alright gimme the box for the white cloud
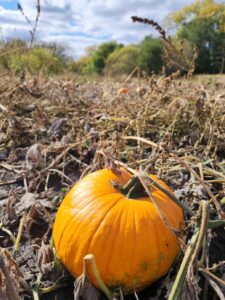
[0,0,206,58]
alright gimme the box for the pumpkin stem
[120,175,148,199]
[83,254,113,300]
[120,173,195,217]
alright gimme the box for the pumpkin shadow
[126,278,166,300]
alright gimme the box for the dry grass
[0,73,225,299]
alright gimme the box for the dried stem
[131,16,170,43]
[137,171,179,237]
[123,136,225,219]
[131,16,197,73]
[0,223,16,244]
[168,227,199,300]
[168,200,209,300]
[173,153,225,219]
[200,268,225,299]
[17,1,41,66]
[14,213,26,253]
[142,174,194,217]
[188,201,209,268]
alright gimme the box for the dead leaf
[48,118,68,136]
[26,143,43,170]
[16,192,36,214]
[74,275,100,300]
[37,242,54,275]
[26,201,52,239]
[0,248,20,300]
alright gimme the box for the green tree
[105,45,139,76]
[170,0,225,73]
[87,41,123,74]
[138,36,164,74]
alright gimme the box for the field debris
[0,73,225,299]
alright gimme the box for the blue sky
[0,0,218,58]
[0,1,17,10]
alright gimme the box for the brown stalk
[168,200,208,300]
[188,201,209,269]
[123,136,225,219]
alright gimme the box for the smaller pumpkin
[117,87,129,96]
[53,168,183,293]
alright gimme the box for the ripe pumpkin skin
[53,168,183,293]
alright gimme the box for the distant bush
[9,47,64,75]
[65,58,76,72]
[0,39,27,71]
[3,39,27,54]
[33,47,64,74]
[85,41,124,74]
[71,56,92,75]
[138,36,164,74]
[105,45,139,76]
[10,52,40,74]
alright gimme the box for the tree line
[0,0,224,76]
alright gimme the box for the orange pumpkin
[117,87,129,96]
[53,168,183,293]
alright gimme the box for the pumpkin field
[0,72,225,300]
